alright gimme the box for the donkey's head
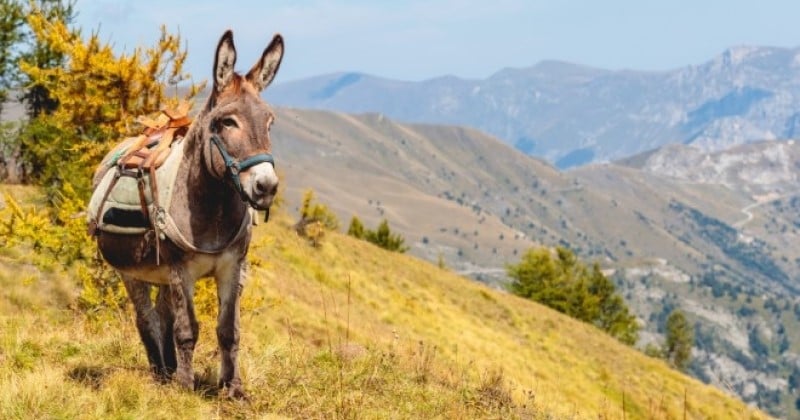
[199,30,284,211]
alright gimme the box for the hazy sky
[74,0,800,84]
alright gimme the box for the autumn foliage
[17,4,203,199]
[0,1,205,313]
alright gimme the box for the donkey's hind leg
[168,264,199,391]
[155,285,177,375]
[122,276,171,381]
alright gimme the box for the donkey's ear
[213,30,237,93]
[246,33,284,91]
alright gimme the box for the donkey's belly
[97,231,223,285]
[114,255,221,285]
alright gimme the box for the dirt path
[734,190,800,229]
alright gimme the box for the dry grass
[0,185,769,419]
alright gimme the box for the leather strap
[89,170,121,236]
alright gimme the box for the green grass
[0,185,769,419]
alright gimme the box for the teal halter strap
[210,134,274,207]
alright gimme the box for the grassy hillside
[272,108,547,279]
[272,107,800,288]
[0,185,765,419]
[270,107,800,415]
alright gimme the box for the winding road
[733,190,800,229]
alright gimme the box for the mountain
[271,107,800,416]
[267,46,800,168]
[0,185,765,418]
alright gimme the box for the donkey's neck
[171,124,249,251]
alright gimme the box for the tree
[297,189,339,230]
[294,189,339,247]
[347,216,365,239]
[588,264,639,345]
[507,246,639,345]
[18,0,76,118]
[346,215,409,253]
[508,247,563,310]
[664,309,693,371]
[365,219,408,253]
[0,0,25,116]
[17,7,202,198]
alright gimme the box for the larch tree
[0,0,25,115]
[18,5,203,198]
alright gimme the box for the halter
[210,133,275,208]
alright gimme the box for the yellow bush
[0,186,125,313]
[19,8,203,199]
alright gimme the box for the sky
[73,0,800,85]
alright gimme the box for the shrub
[507,246,639,345]
[364,219,408,253]
[0,185,125,314]
[347,215,365,239]
[346,215,408,253]
[295,189,339,247]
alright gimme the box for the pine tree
[365,219,408,253]
[507,246,639,345]
[347,216,365,239]
[588,264,639,345]
[508,247,562,309]
[664,309,693,371]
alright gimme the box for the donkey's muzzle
[245,163,279,212]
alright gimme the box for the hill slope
[0,185,765,419]
[269,107,800,416]
[268,46,800,167]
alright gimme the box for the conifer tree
[295,189,340,246]
[17,6,202,198]
[588,264,639,345]
[297,189,339,231]
[509,247,565,312]
[664,309,693,371]
[0,0,25,115]
[18,0,76,118]
[365,219,408,253]
[507,246,639,345]
[347,215,365,239]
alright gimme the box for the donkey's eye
[221,117,238,129]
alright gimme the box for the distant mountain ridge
[268,45,800,168]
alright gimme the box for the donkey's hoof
[221,380,248,400]
[175,371,195,390]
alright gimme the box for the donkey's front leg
[216,256,247,398]
[168,264,199,390]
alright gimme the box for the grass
[0,185,769,419]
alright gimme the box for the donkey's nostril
[255,178,278,196]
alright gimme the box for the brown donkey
[89,30,283,398]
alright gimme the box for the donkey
[90,30,283,398]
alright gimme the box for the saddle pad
[87,139,185,234]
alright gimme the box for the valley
[272,107,800,417]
